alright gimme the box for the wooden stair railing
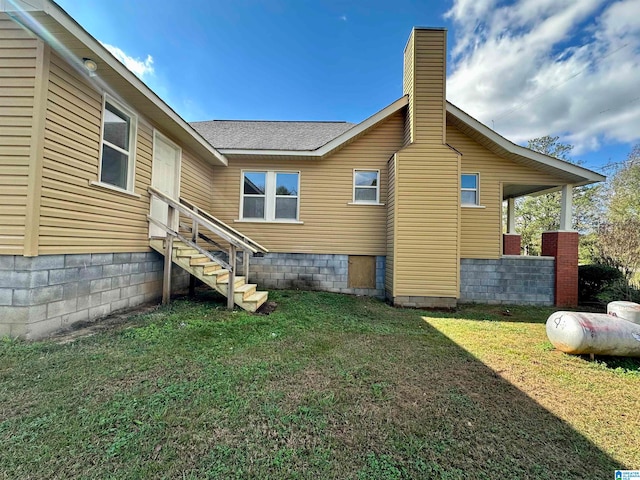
[179,197,268,255]
[147,186,268,310]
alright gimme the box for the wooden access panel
[348,255,376,289]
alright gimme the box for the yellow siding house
[0,1,604,338]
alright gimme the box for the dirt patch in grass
[50,303,161,344]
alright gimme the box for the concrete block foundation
[460,256,555,305]
[249,253,385,298]
[0,252,189,339]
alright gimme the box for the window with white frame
[241,171,299,221]
[353,170,380,204]
[461,173,479,205]
[99,97,137,191]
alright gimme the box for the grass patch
[1,291,638,478]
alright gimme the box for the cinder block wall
[0,252,188,339]
[249,253,385,298]
[460,256,555,305]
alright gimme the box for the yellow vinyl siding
[393,28,460,299]
[385,155,396,296]
[180,149,214,211]
[37,52,214,254]
[402,36,414,146]
[394,145,460,297]
[39,52,147,253]
[411,30,446,145]
[0,16,38,254]
[447,123,567,259]
[178,149,215,250]
[209,111,405,255]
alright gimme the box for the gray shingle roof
[190,120,356,151]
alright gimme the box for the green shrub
[578,263,623,304]
[596,278,640,304]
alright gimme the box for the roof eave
[446,102,606,184]
[218,96,409,158]
[2,0,227,167]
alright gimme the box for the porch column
[503,197,521,255]
[507,197,516,233]
[542,231,579,307]
[559,184,573,231]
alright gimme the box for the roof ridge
[190,119,354,124]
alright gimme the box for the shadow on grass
[364,322,627,478]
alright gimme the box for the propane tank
[546,311,640,357]
[608,301,640,325]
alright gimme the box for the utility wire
[492,42,630,124]
[598,96,640,115]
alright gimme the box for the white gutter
[446,102,605,183]
[1,0,228,167]
[219,96,409,157]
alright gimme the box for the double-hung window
[461,173,479,206]
[99,97,137,191]
[241,171,300,221]
[353,170,380,204]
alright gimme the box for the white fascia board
[219,96,409,158]
[2,0,227,167]
[0,0,45,11]
[446,102,606,184]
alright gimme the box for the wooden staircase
[150,239,268,312]
[147,186,270,313]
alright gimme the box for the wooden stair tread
[218,276,245,285]
[235,283,256,293]
[244,291,268,303]
[204,269,229,276]
[150,237,268,313]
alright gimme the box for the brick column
[542,231,578,307]
[503,234,521,255]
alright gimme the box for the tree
[593,144,640,290]
[513,136,602,255]
[607,144,640,223]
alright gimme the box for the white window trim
[89,180,141,198]
[352,169,380,205]
[97,94,138,193]
[239,170,301,222]
[461,172,481,207]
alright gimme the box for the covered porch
[502,182,578,306]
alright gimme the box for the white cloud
[340,15,348,21]
[445,0,640,154]
[101,42,154,79]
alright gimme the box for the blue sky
[55,0,640,174]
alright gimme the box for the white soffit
[446,102,605,186]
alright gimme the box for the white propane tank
[546,311,640,357]
[607,301,640,325]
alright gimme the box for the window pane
[462,190,477,205]
[355,171,378,187]
[103,102,130,151]
[243,197,265,218]
[355,187,377,202]
[276,173,298,196]
[244,172,265,195]
[100,144,128,189]
[275,197,298,219]
[461,174,477,189]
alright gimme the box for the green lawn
[1,291,638,479]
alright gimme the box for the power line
[599,96,640,115]
[492,42,630,124]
